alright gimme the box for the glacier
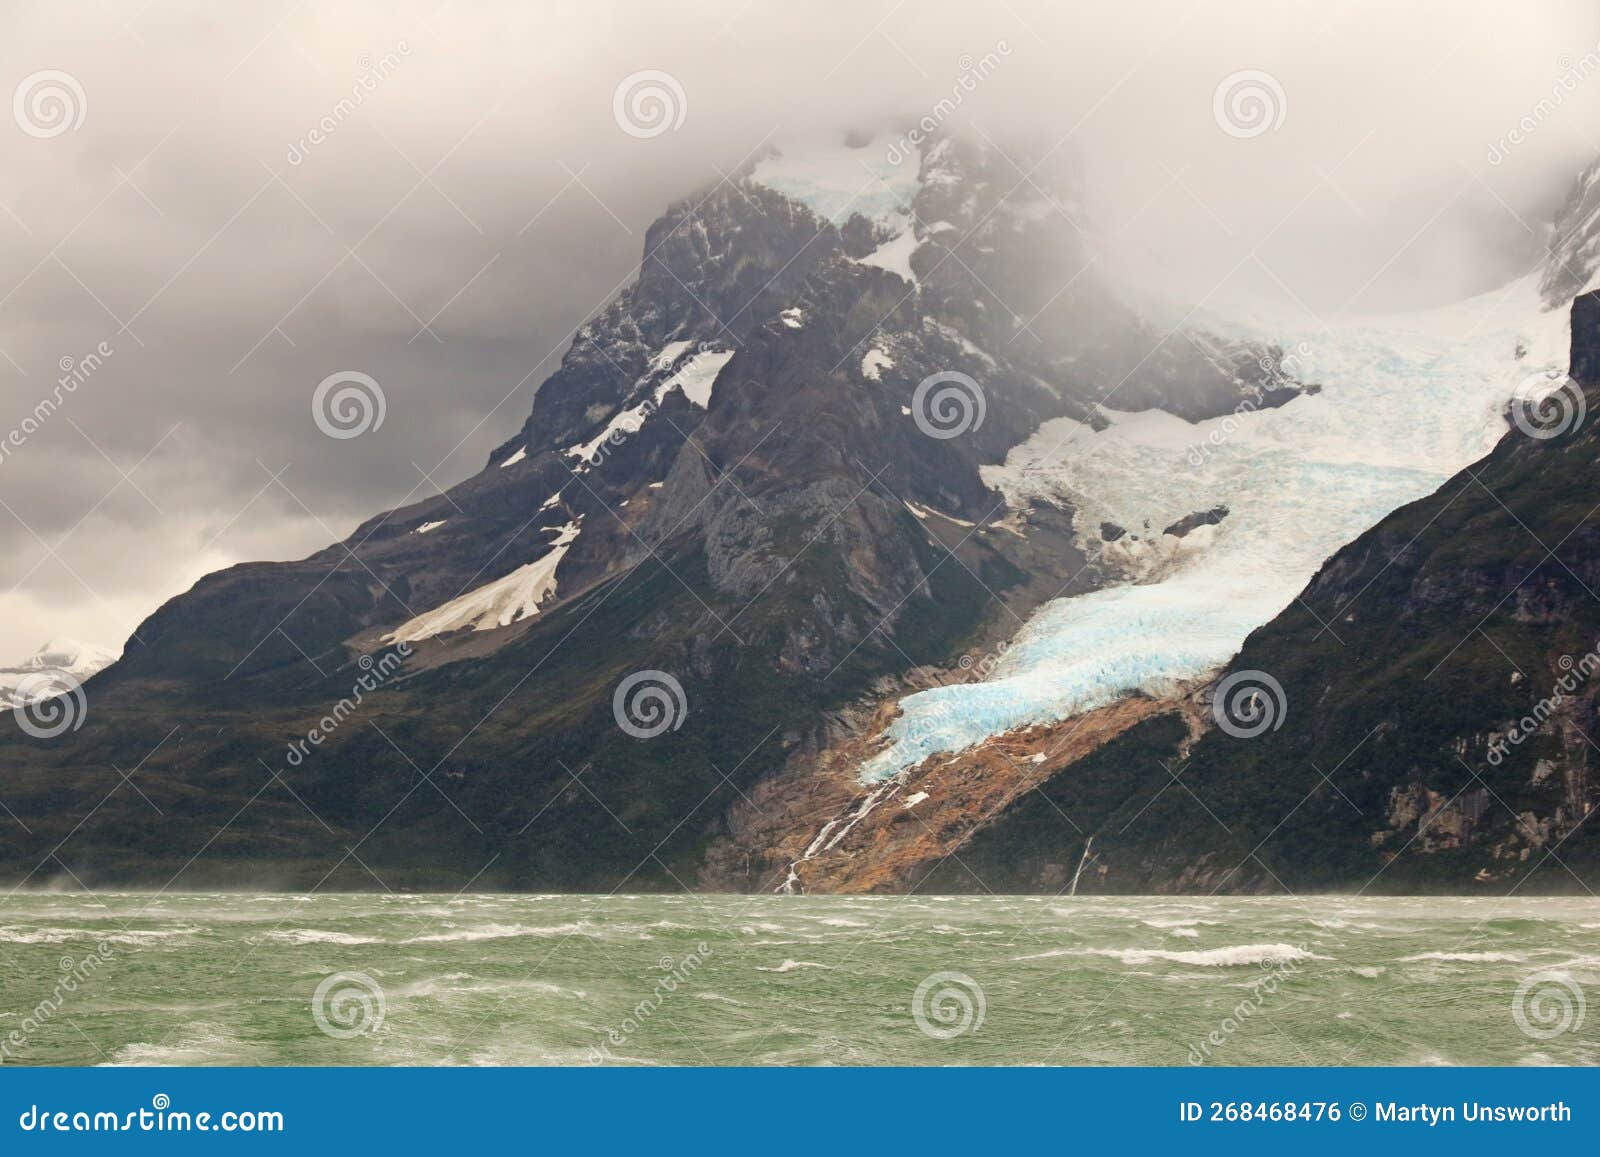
[859,276,1573,781]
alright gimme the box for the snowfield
[386,521,581,643]
[860,276,1572,781]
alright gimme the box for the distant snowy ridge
[0,638,120,707]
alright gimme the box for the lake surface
[0,893,1595,1066]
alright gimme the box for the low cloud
[1,0,1598,658]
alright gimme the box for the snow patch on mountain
[414,520,446,535]
[0,639,120,707]
[857,213,919,284]
[567,347,734,464]
[386,522,581,643]
[861,348,893,380]
[860,275,1571,781]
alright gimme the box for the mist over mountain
[4,0,1600,660]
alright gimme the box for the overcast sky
[2,0,1599,662]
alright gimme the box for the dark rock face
[1572,291,1600,386]
[1542,162,1600,308]
[0,133,1160,890]
[1163,505,1229,539]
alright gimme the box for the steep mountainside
[0,133,1300,890]
[916,292,1600,895]
[7,134,1596,895]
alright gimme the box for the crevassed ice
[859,276,1572,781]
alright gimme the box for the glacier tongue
[859,276,1571,782]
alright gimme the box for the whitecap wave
[1020,942,1327,967]
[260,929,382,945]
[1399,951,1524,963]
[402,922,589,944]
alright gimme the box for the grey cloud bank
[1,0,1598,659]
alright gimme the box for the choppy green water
[1,893,1596,1066]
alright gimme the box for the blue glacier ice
[859,277,1572,781]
